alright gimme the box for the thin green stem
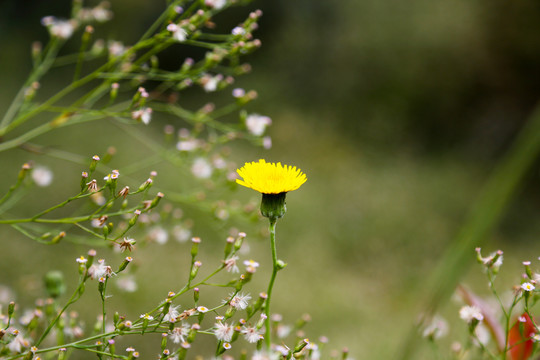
[35,275,87,347]
[264,217,278,350]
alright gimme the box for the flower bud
[260,193,286,219]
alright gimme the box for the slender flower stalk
[236,159,307,349]
[265,217,278,349]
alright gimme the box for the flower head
[236,159,306,195]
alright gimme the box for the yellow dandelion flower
[236,159,307,219]
[235,159,307,195]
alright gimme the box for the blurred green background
[2,0,540,358]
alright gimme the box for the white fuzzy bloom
[232,88,245,98]
[251,350,277,360]
[459,305,483,323]
[88,259,113,280]
[228,292,251,310]
[224,256,239,273]
[91,6,113,22]
[422,315,448,339]
[276,324,291,339]
[7,332,30,353]
[167,23,188,42]
[163,305,181,322]
[214,321,233,342]
[169,323,190,343]
[148,226,169,245]
[205,0,227,10]
[191,158,213,179]
[474,323,491,347]
[232,27,246,36]
[42,17,75,39]
[116,275,137,292]
[202,75,222,92]
[263,136,272,149]
[32,166,53,187]
[176,139,199,152]
[108,41,126,57]
[242,326,263,343]
[131,107,152,125]
[173,225,191,243]
[246,114,272,136]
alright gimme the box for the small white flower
[167,23,188,42]
[232,27,246,36]
[197,306,209,313]
[205,0,227,10]
[32,166,53,187]
[191,158,213,179]
[522,282,535,292]
[241,326,263,343]
[276,324,291,339]
[88,259,113,280]
[533,334,540,342]
[108,41,126,57]
[76,256,87,264]
[422,315,448,339]
[163,305,181,322]
[131,107,152,125]
[173,225,191,243]
[245,114,272,136]
[7,332,30,353]
[244,259,259,268]
[116,275,137,292]
[214,321,233,342]
[140,314,154,320]
[176,139,199,152]
[202,74,222,92]
[227,292,251,310]
[42,17,75,39]
[232,88,245,98]
[224,256,239,273]
[459,305,483,323]
[263,136,272,149]
[169,323,190,343]
[148,226,169,245]
[91,6,113,22]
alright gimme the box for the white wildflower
[167,23,188,42]
[227,292,251,310]
[522,282,535,292]
[116,275,137,292]
[422,315,448,339]
[169,323,190,343]
[32,166,53,187]
[224,256,239,273]
[191,158,213,179]
[131,107,152,125]
[245,114,272,136]
[163,305,181,322]
[205,0,227,10]
[214,321,233,342]
[148,226,169,245]
[176,139,199,152]
[459,305,483,323]
[173,225,191,243]
[241,326,263,343]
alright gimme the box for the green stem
[264,217,278,350]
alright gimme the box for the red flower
[508,313,535,360]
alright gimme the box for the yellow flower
[236,159,307,194]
